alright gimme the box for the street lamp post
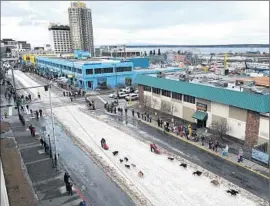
[11,65,21,117]
[48,79,58,168]
[114,64,119,104]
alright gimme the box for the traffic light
[44,85,49,91]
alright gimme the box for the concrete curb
[140,119,270,180]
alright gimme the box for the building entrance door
[88,81,93,89]
[197,120,206,128]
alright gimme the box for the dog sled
[101,138,109,150]
[150,143,160,154]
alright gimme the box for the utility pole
[114,64,118,105]
[11,65,20,117]
[48,82,58,168]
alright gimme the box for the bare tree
[142,95,151,109]
[210,119,230,140]
[160,101,171,114]
[170,102,177,116]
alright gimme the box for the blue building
[112,57,149,69]
[35,55,182,91]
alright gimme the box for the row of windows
[162,90,171,97]
[172,92,182,101]
[152,87,160,94]
[143,86,151,92]
[183,95,195,104]
[85,67,132,75]
[142,85,195,104]
[95,67,113,74]
[116,67,132,72]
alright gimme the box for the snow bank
[54,105,267,206]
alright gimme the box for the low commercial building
[34,54,181,90]
[134,74,269,146]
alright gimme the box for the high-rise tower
[68,1,94,56]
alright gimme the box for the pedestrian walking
[137,112,140,118]
[132,109,135,117]
[26,105,29,111]
[67,182,73,196]
[45,143,49,154]
[63,91,66,96]
[29,124,33,135]
[20,105,24,112]
[214,140,219,152]
[125,108,127,113]
[39,109,43,117]
[70,97,73,102]
[222,145,229,157]
[64,172,70,185]
[37,92,41,99]
[35,111,39,119]
[28,94,31,101]
[40,138,44,147]
[32,127,36,137]
[237,148,244,163]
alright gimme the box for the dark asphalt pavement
[33,115,135,206]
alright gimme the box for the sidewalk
[121,105,269,179]
[1,115,86,206]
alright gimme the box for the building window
[95,68,113,74]
[143,85,151,92]
[152,87,160,95]
[162,90,171,97]
[77,69,82,74]
[116,67,132,72]
[184,95,195,104]
[86,69,93,75]
[172,92,182,100]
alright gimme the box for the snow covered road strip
[13,70,59,102]
[54,105,267,206]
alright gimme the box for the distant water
[133,47,269,55]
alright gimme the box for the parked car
[125,87,135,94]
[125,93,138,101]
[115,92,128,99]
[109,93,116,98]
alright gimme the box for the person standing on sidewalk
[40,138,44,147]
[132,109,135,117]
[67,181,73,196]
[39,109,43,117]
[237,148,244,163]
[28,94,32,101]
[29,124,33,136]
[26,104,29,111]
[35,111,39,120]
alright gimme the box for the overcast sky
[1,1,269,47]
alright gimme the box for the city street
[11,70,136,206]
[12,71,269,206]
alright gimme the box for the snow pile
[53,105,267,206]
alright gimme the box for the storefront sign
[196,102,207,112]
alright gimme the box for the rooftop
[134,74,269,113]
